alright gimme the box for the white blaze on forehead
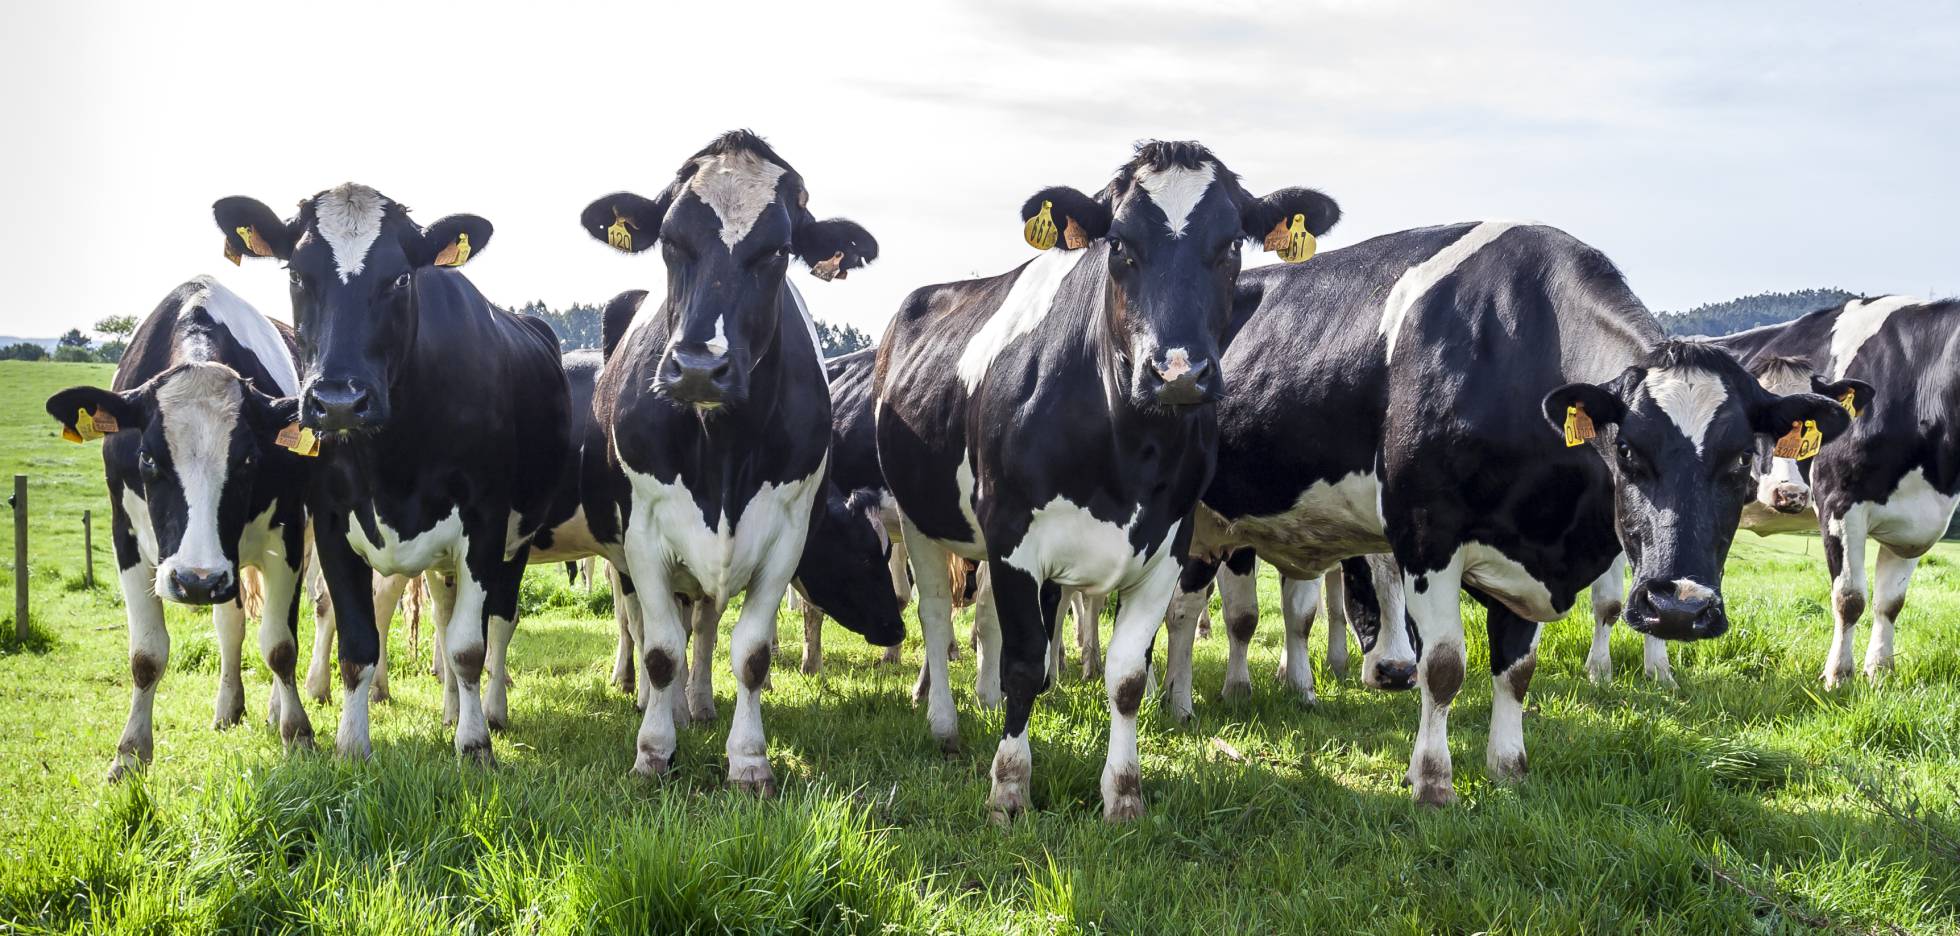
[182,276,299,395]
[156,364,244,576]
[1134,163,1216,238]
[1642,367,1730,455]
[312,183,390,283]
[688,150,789,250]
[957,248,1087,392]
[1828,295,1921,380]
[1380,221,1522,362]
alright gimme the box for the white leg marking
[211,600,247,729]
[111,562,167,781]
[443,569,493,764]
[255,558,313,748]
[687,599,720,723]
[1161,583,1205,722]
[1865,544,1917,680]
[972,563,1003,709]
[1218,563,1258,700]
[1403,557,1466,806]
[1278,576,1320,704]
[369,573,410,703]
[1100,558,1179,822]
[904,520,961,751]
[1826,508,1870,689]
[1320,568,1349,680]
[1585,554,1627,684]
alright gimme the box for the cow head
[212,185,492,433]
[794,487,904,646]
[1744,356,1872,514]
[579,130,876,411]
[1338,554,1421,691]
[48,364,298,604]
[1544,341,1854,640]
[1019,141,1339,410]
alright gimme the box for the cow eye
[288,270,304,289]
[138,450,161,481]
[1615,438,1647,476]
[393,272,412,291]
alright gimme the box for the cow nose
[658,346,736,406]
[303,379,378,432]
[1771,483,1809,514]
[1145,352,1216,407]
[1371,658,1418,692]
[1626,579,1728,641]
[168,566,235,605]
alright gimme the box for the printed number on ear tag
[1773,420,1824,460]
[1839,388,1859,418]
[607,210,635,252]
[1024,200,1059,251]
[276,423,320,457]
[1265,214,1317,264]
[1563,404,1595,447]
[433,232,471,268]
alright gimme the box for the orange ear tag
[276,423,320,457]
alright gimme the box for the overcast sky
[3,1,1954,341]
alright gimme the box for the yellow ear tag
[433,232,471,268]
[73,406,114,442]
[1839,388,1859,418]
[1024,200,1059,251]
[1270,213,1317,264]
[236,225,276,258]
[1563,403,1595,447]
[1773,420,1824,460]
[275,422,320,457]
[607,211,635,252]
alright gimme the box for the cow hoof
[1296,689,1319,708]
[457,740,496,768]
[1219,678,1251,701]
[975,686,1003,710]
[1412,780,1456,807]
[1646,666,1678,689]
[689,698,717,723]
[1586,659,1614,685]
[800,658,821,676]
[304,672,331,705]
[1103,794,1144,823]
[632,749,673,779]
[371,683,391,704]
[935,732,961,756]
[335,734,372,761]
[105,752,144,784]
[729,762,778,797]
[988,786,1029,826]
[880,645,903,665]
[1487,751,1528,783]
[283,727,316,752]
[213,691,245,730]
[1329,660,1349,681]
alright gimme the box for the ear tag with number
[275,422,320,457]
[73,406,115,442]
[433,232,471,268]
[1024,200,1059,251]
[236,225,276,258]
[607,211,635,252]
[811,251,847,282]
[1773,420,1824,460]
[1063,216,1089,250]
[1563,403,1595,447]
[1839,388,1859,418]
[1266,213,1317,264]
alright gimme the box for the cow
[45,276,314,779]
[212,183,574,764]
[1181,221,1856,805]
[875,140,1341,821]
[1618,298,1942,690]
[576,130,899,793]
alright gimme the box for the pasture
[3,359,1958,934]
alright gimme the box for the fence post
[12,475,25,641]
[83,509,94,589]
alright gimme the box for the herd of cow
[43,131,1960,822]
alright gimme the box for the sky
[2,1,1955,341]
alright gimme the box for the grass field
[3,359,1958,934]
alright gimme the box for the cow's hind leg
[1823,508,1870,689]
[481,560,523,732]
[1402,557,1466,806]
[609,563,637,694]
[257,556,314,750]
[1584,554,1627,684]
[1321,568,1350,680]
[1218,553,1258,700]
[903,521,961,753]
[799,593,825,676]
[1478,592,1541,783]
[369,574,410,704]
[686,598,720,723]
[211,599,247,729]
[1864,543,1918,681]
[972,564,1003,708]
[1277,576,1320,705]
[304,565,335,703]
[727,560,795,795]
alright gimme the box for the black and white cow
[875,141,1341,821]
[1183,222,1857,805]
[45,276,314,779]
[1636,297,1946,689]
[213,184,574,764]
[576,130,897,793]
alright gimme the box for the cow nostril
[710,360,731,380]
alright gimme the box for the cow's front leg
[727,562,796,796]
[608,564,637,694]
[369,574,411,703]
[1161,571,1209,723]
[439,560,496,765]
[304,558,336,703]
[1103,558,1178,822]
[1584,554,1627,684]
[686,598,721,723]
[110,561,168,781]
[1218,560,1258,700]
[972,564,1003,708]
[316,528,382,760]
[480,556,525,732]
[424,572,460,726]
[1480,596,1541,783]
[986,562,1055,824]
[1823,507,1869,689]
[256,556,314,750]
[903,520,961,752]
[1276,576,1320,705]
[1402,557,1465,806]
[1865,543,1917,681]
[798,592,825,676]
[211,598,247,729]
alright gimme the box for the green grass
[3,359,1958,934]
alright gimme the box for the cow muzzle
[302,378,384,433]
[163,564,236,605]
[1625,578,1728,640]
[1768,482,1809,514]
[1138,349,1219,407]
[657,345,743,408]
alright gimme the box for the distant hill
[1657,288,1859,337]
[0,336,57,351]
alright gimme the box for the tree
[814,319,872,357]
[54,345,95,363]
[94,315,138,340]
[95,340,128,364]
[0,342,47,361]
[58,328,91,350]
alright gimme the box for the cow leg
[1078,591,1104,679]
[442,562,497,765]
[626,562,687,777]
[1823,507,1870,689]
[1161,558,1216,723]
[903,520,961,752]
[1103,558,1178,822]
[1584,554,1628,684]
[1642,635,1675,687]
[304,563,336,703]
[1218,561,1258,700]
[110,560,168,781]
[686,598,720,723]
[211,599,247,729]
[727,560,796,797]
[972,564,1004,708]
[1048,589,1075,684]
[315,527,380,761]
[1321,568,1350,680]
[481,571,521,732]
[1277,576,1321,705]
[608,563,636,694]
[425,573,459,726]
[800,594,825,676]
[256,554,314,750]
[405,575,423,676]
[1864,543,1917,681]
[1480,594,1541,783]
[369,574,411,704]
[1402,558,1465,806]
[986,563,1056,824]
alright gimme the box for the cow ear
[241,383,299,432]
[1754,392,1853,444]
[794,218,878,282]
[1020,186,1110,251]
[1811,376,1874,420]
[580,191,667,254]
[46,386,143,443]
[1242,188,1341,263]
[1542,382,1627,442]
[213,196,297,264]
[414,214,493,269]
